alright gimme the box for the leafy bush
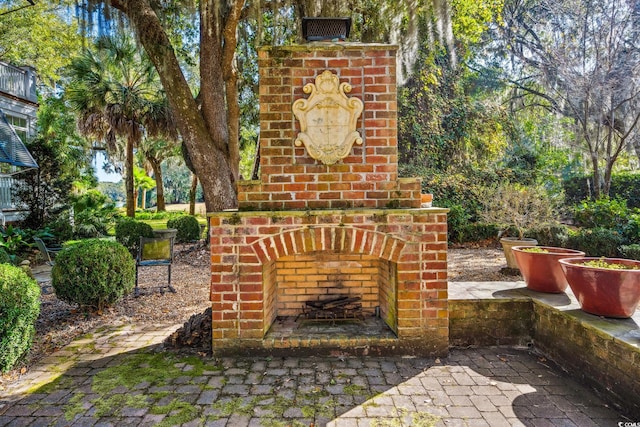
[564,173,640,208]
[0,225,29,257]
[51,239,135,311]
[611,172,640,209]
[573,198,630,230]
[566,228,623,257]
[452,223,500,244]
[0,264,40,372]
[446,204,471,242]
[72,190,119,238]
[527,224,570,248]
[620,244,640,261]
[0,248,11,264]
[115,219,154,256]
[621,213,640,245]
[167,215,201,243]
[563,176,592,206]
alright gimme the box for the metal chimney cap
[302,17,352,42]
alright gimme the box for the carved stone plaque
[292,70,364,165]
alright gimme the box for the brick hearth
[209,43,449,355]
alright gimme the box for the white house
[0,61,38,224]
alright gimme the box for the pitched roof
[0,108,37,172]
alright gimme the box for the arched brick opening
[252,227,406,336]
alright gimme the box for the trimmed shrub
[134,210,184,221]
[563,176,592,206]
[527,224,570,248]
[51,239,135,311]
[566,228,623,257]
[620,244,640,261]
[115,219,154,256]
[0,264,40,372]
[167,215,201,243]
[0,248,11,264]
[452,223,499,244]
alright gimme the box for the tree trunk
[189,174,198,216]
[432,0,457,69]
[634,136,640,166]
[148,157,166,211]
[125,135,135,217]
[222,0,245,184]
[111,0,237,213]
[590,153,601,199]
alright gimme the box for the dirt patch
[448,247,522,282]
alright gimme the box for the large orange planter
[559,257,640,318]
[513,246,585,293]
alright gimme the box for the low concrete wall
[450,298,640,418]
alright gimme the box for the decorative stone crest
[292,70,364,165]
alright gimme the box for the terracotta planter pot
[559,257,640,318]
[512,246,585,293]
[500,237,537,269]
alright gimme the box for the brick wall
[450,298,640,417]
[209,43,448,356]
[209,209,449,355]
[274,253,383,317]
[238,44,421,210]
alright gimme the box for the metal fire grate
[302,17,352,41]
[297,294,366,325]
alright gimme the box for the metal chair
[33,237,63,266]
[135,236,175,296]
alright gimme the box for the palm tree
[66,35,174,217]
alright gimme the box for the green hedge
[620,244,640,260]
[526,224,570,248]
[573,198,630,230]
[0,264,40,372]
[167,215,201,243]
[566,228,623,257]
[564,173,640,208]
[115,219,154,256]
[52,239,135,311]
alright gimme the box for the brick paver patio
[0,321,627,427]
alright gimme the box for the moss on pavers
[7,347,623,426]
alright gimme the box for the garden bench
[135,236,175,296]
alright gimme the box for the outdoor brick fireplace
[209,43,449,355]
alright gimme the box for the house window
[6,114,28,142]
